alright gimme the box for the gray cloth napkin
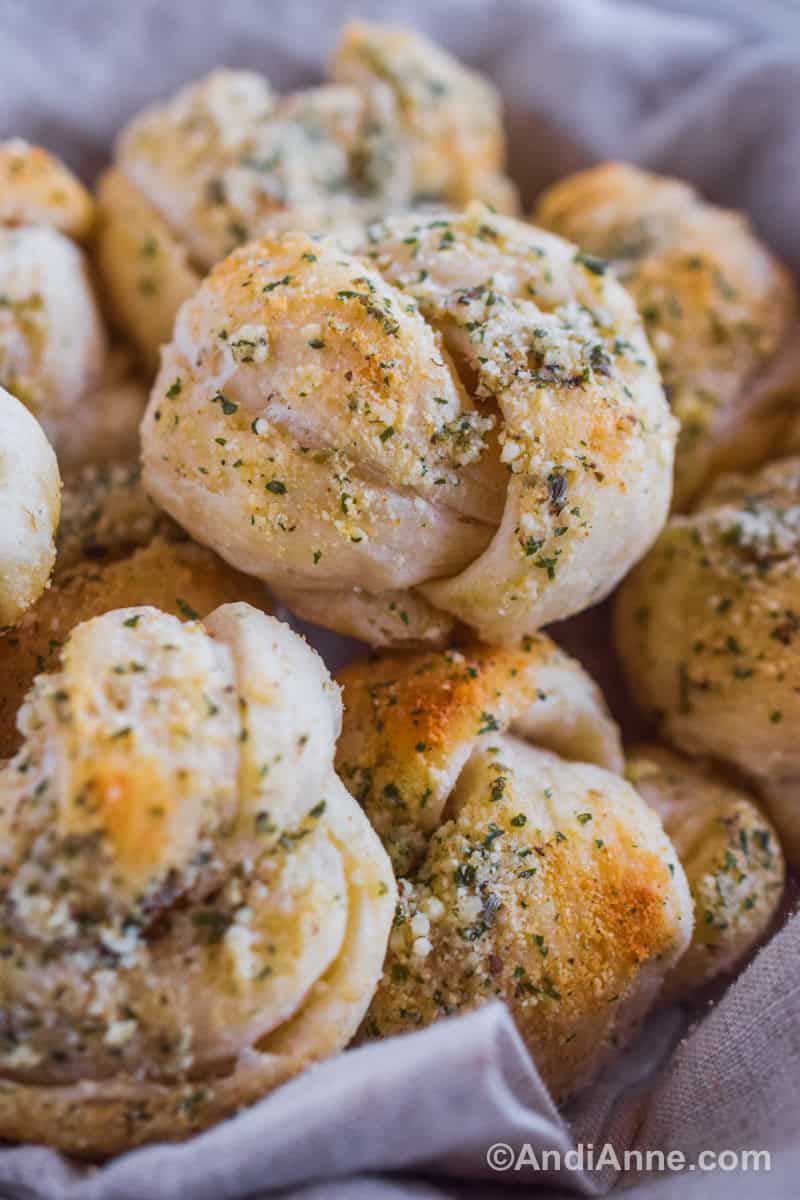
[1,0,799,1196]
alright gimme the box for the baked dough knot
[627,744,784,1002]
[336,636,693,1102]
[0,602,395,1156]
[0,140,106,446]
[96,20,517,369]
[616,454,800,866]
[142,205,676,646]
[0,140,147,474]
[535,162,799,510]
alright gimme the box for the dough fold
[142,206,675,645]
[0,603,395,1157]
[336,639,692,1101]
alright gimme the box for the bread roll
[142,207,675,645]
[627,745,784,1001]
[0,140,146,474]
[337,639,692,1101]
[96,23,517,368]
[0,139,94,238]
[331,21,517,213]
[616,456,800,863]
[0,604,395,1156]
[535,162,798,509]
[0,224,106,439]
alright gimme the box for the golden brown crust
[627,745,784,1001]
[0,537,270,757]
[535,162,798,509]
[339,642,692,1101]
[336,635,623,874]
[362,746,690,1101]
[0,140,94,239]
[94,168,200,373]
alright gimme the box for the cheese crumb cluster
[535,162,798,509]
[142,205,675,645]
[627,745,784,1001]
[616,456,800,864]
[0,603,395,1157]
[336,640,693,1102]
[96,21,517,369]
[0,386,60,628]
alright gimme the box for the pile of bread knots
[0,20,797,1159]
